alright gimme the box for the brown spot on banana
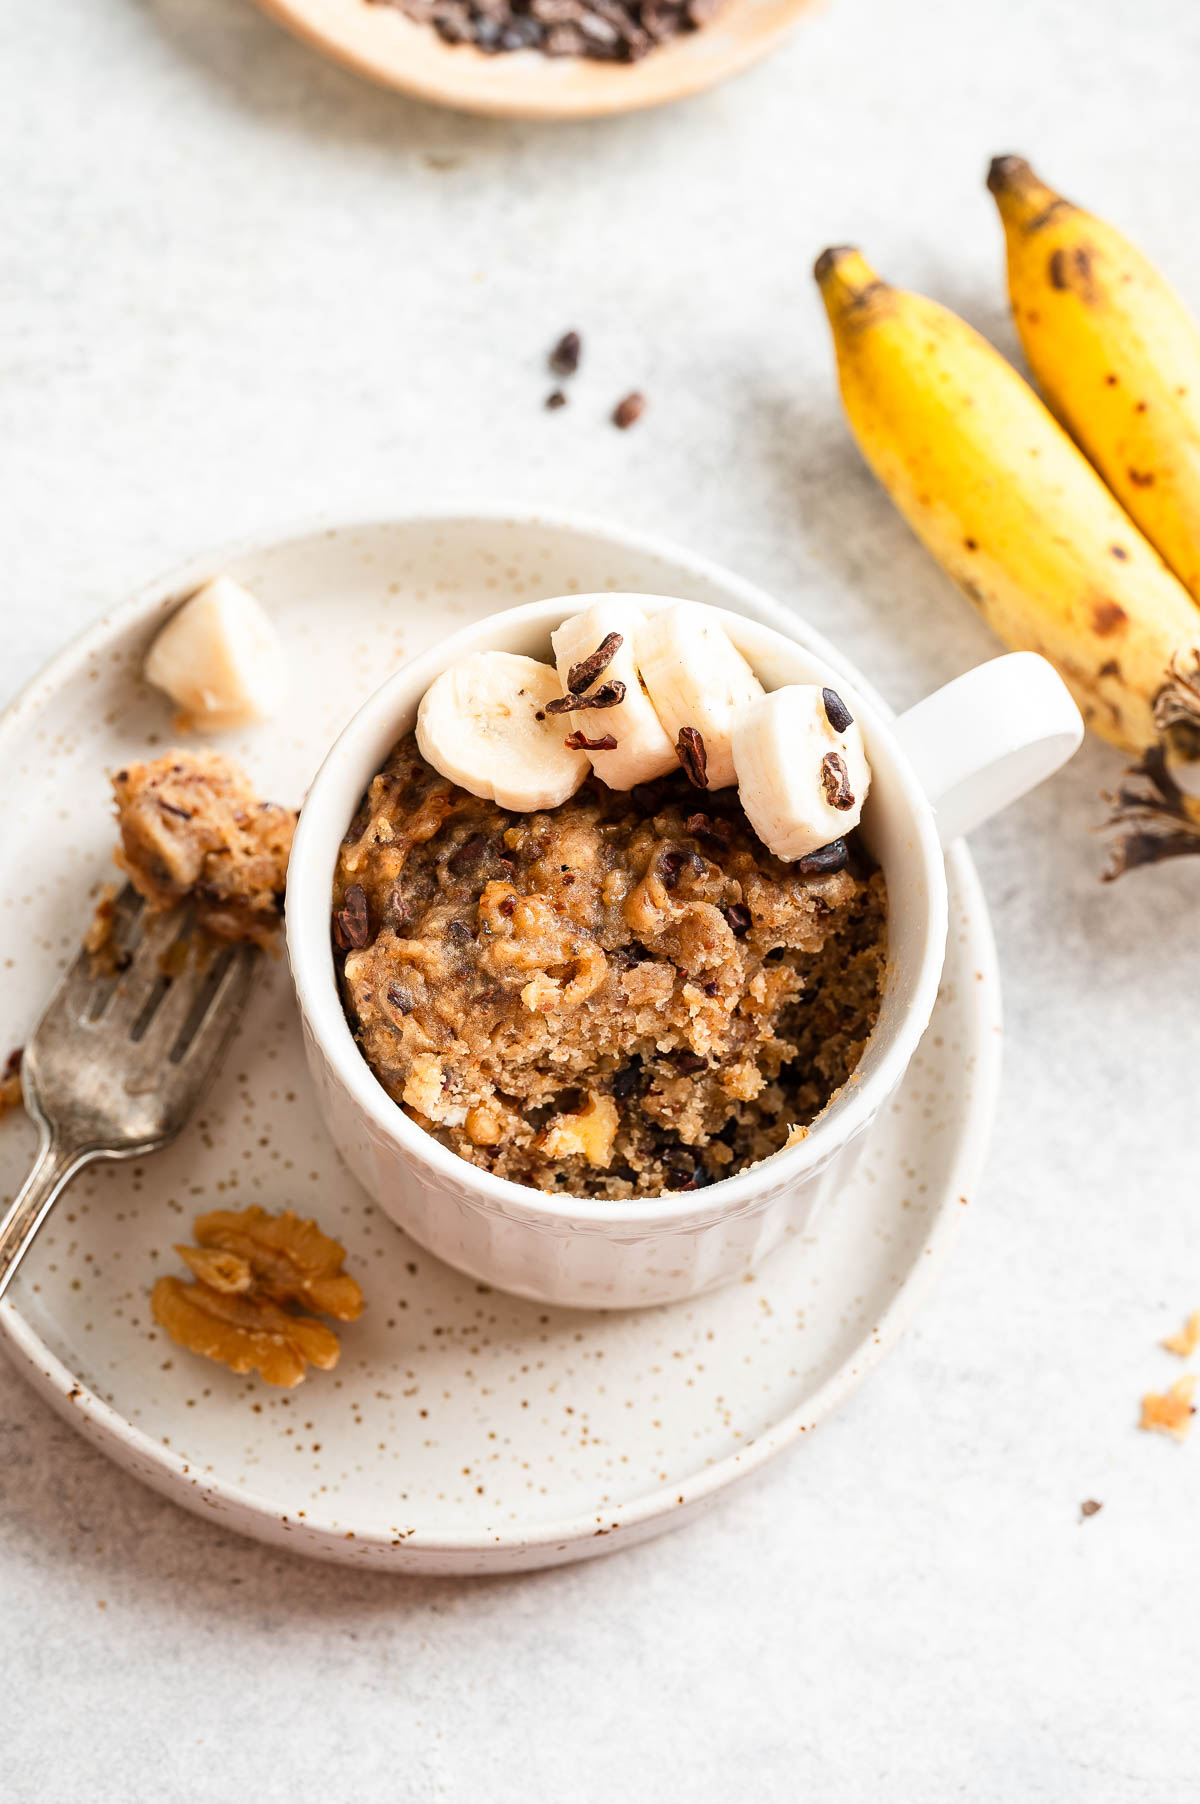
[1128,468,1156,487]
[1098,659,1122,679]
[1048,245,1097,300]
[1092,600,1129,635]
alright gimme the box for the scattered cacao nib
[721,902,752,935]
[667,1049,707,1074]
[545,389,568,411]
[567,632,623,695]
[384,884,417,931]
[685,811,731,849]
[333,884,370,951]
[1080,1499,1103,1521]
[498,893,517,917]
[386,983,414,1015]
[157,800,194,821]
[796,838,849,876]
[702,979,720,997]
[545,680,626,715]
[616,940,653,965]
[564,730,618,752]
[675,725,708,789]
[660,1142,711,1189]
[611,1056,644,1100]
[446,918,472,945]
[820,752,855,811]
[659,847,703,891]
[822,687,854,734]
[371,0,725,58]
[550,330,582,376]
[446,833,489,879]
[343,801,371,846]
[612,391,646,430]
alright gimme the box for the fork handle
[0,1131,92,1302]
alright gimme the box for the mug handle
[892,652,1084,846]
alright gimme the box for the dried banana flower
[1102,742,1200,879]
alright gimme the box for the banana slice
[550,599,678,792]
[637,605,764,789]
[732,684,871,861]
[143,576,285,729]
[416,652,589,812]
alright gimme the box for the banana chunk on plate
[733,684,870,861]
[636,604,764,789]
[143,576,285,729]
[416,652,589,812]
[550,598,678,791]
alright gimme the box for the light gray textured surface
[3,0,1200,1797]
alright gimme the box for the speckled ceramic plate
[0,508,1001,1575]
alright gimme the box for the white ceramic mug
[286,595,1081,1310]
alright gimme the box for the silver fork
[0,885,260,1301]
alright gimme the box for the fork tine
[168,941,260,1072]
[49,884,142,1016]
[97,903,196,1026]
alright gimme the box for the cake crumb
[1139,1373,1196,1441]
[0,1048,23,1119]
[112,750,295,947]
[1163,1310,1200,1358]
[1079,1499,1102,1521]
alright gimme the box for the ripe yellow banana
[814,245,1200,753]
[989,155,1200,603]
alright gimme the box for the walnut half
[151,1206,364,1388]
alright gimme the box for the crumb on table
[1139,1374,1197,1441]
[1163,1310,1200,1358]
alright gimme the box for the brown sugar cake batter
[333,735,886,1199]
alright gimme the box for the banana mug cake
[332,601,887,1200]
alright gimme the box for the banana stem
[986,155,1070,231]
[814,246,889,317]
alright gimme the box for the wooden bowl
[250,0,817,118]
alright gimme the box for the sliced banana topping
[416,652,589,812]
[732,684,871,862]
[143,576,285,729]
[550,599,678,791]
[636,604,764,789]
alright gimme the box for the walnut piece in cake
[112,750,296,946]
